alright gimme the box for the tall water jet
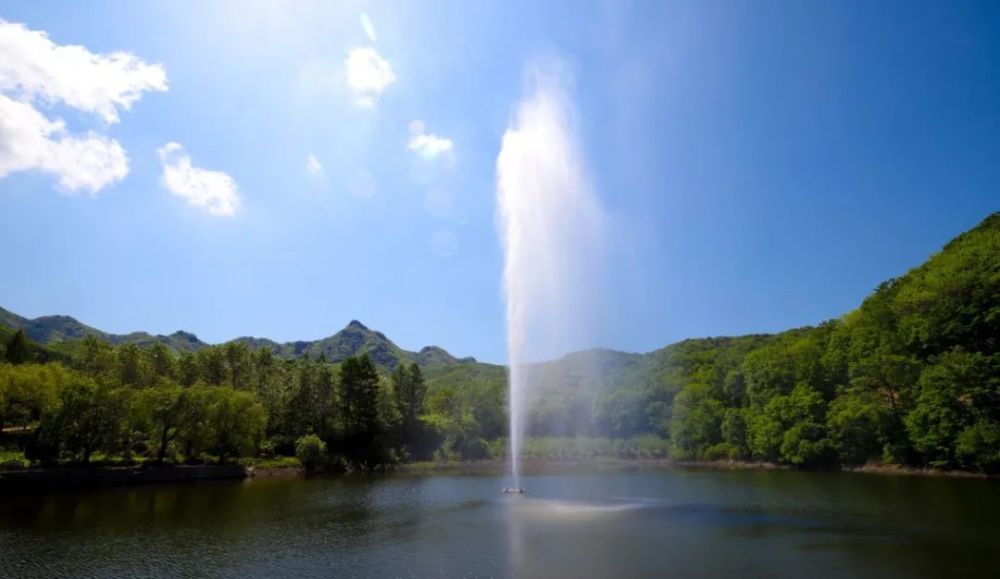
[496,61,605,490]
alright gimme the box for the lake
[0,467,997,578]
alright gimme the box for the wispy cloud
[157,143,240,217]
[306,153,324,177]
[360,13,377,42]
[0,19,166,193]
[407,119,454,160]
[345,47,395,108]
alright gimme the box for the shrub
[295,434,327,470]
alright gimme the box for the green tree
[339,355,388,468]
[209,387,266,461]
[826,388,889,465]
[295,433,327,470]
[147,343,177,382]
[134,380,185,462]
[117,343,143,386]
[197,347,228,386]
[906,351,1000,469]
[393,363,427,445]
[4,330,31,365]
[224,342,251,389]
[0,363,69,430]
[670,382,724,460]
[40,378,129,463]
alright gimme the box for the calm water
[0,467,998,578]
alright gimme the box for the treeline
[582,212,1000,472]
[0,334,444,470]
[2,212,997,473]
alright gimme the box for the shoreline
[400,458,994,479]
[0,458,991,490]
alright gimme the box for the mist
[496,59,607,486]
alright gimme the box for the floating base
[502,487,526,494]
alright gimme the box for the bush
[0,450,30,470]
[295,434,327,470]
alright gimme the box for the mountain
[3,211,997,382]
[232,320,418,370]
[0,307,476,372]
[0,306,210,353]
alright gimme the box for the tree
[0,363,69,431]
[117,344,143,386]
[178,352,200,387]
[393,363,427,446]
[295,434,326,470]
[224,342,251,389]
[906,351,1000,469]
[197,347,228,386]
[147,343,177,382]
[209,387,266,461]
[339,355,386,468]
[670,382,723,460]
[80,335,115,378]
[826,388,889,465]
[134,380,185,462]
[41,379,129,463]
[749,383,832,466]
[5,330,31,365]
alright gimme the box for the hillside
[1,211,997,471]
[0,308,476,373]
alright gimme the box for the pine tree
[5,329,31,365]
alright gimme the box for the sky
[0,0,997,364]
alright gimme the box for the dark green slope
[232,320,415,371]
[0,305,476,373]
[0,306,211,353]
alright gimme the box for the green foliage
[294,434,327,470]
[0,211,997,473]
[5,330,31,365]
[670,383,723,460]
[39,378,130,463]
[0,363,70,430]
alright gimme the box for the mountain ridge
[0,305,477,370]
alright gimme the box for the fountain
[495,60,605,492]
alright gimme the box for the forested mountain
[0,309,476,372]
[1,211,997,472]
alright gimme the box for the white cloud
[407,120,453,160]
[0,19,167,124]
[345,47,395,108]
[360,14,377,42]
[0,19,165,194]
[157,143,239,217]
[306,153,324,176]
[0,94,128,193]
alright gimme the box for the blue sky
[0,0,997,364]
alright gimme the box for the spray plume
[496,60,605,489]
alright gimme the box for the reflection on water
[0,469,998,578]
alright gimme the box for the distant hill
[3,210,997,392]
[0,306,210,353]
[0,308,477,372]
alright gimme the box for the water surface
[1,468,997,578]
